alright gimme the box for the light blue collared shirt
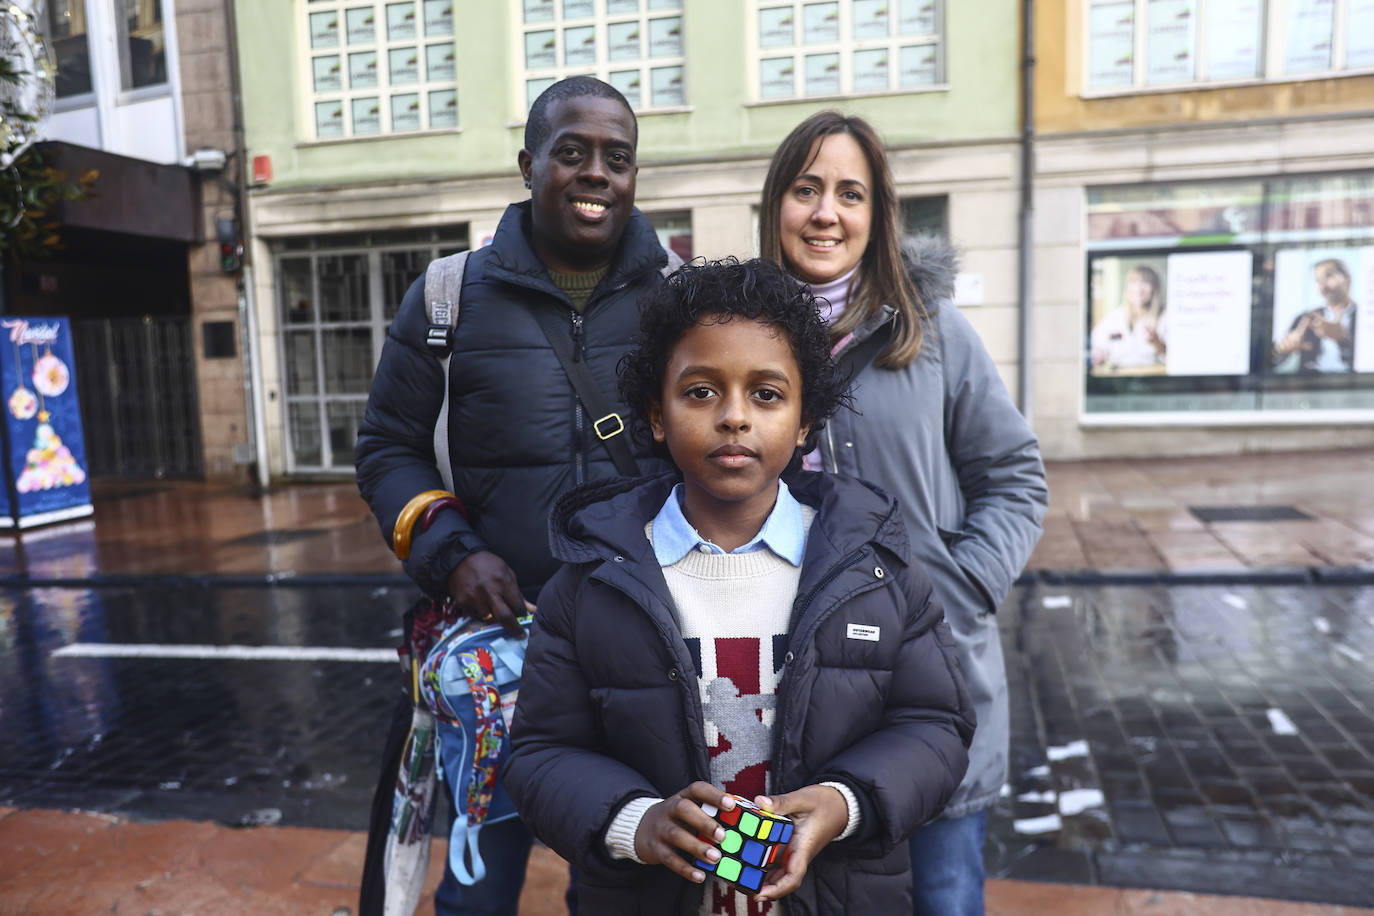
[650,480,806,568]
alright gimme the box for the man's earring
[523,179,531,189]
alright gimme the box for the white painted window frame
[746,0,946,104]
[510,0,688,116]
[1081,0,1374,97]
[296,0,461,143]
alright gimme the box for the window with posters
[1084,0,1374,94]
[300,0,458,140]
[1084,172,1374,416]
[753,0,944,101]
[517,0,686,113]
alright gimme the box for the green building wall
[235,0,1021,190]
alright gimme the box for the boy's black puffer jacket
[506,470,976,916]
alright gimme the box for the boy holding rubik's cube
[506,260,975,914]
[696,796,794,894]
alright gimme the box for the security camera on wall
[186,148,227,172]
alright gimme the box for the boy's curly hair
[618,257,849,454]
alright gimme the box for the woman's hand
[634,782,732,883]
[751,785,850,902]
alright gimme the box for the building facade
[236,0,1030,476]
[13,0,251,479]
[1031,0,1374,458]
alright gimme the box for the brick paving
[991,583,1374,907]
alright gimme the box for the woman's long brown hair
[759,111,928,368]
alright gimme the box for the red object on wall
[252,155,272,184]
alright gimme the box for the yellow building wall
[1037,0,1374,134]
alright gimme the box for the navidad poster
[0,317,93,528]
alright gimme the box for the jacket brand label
[846,624,880,642]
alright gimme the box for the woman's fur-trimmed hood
[901,234,960,311]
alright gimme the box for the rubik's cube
[695,795,794,894]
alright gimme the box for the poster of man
[1271,248,1368,374]
[1088,255,1169,376]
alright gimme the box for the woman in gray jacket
[760,111,1049,915]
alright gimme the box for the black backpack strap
[527,306,640,477]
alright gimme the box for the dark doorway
[3,228,204,477]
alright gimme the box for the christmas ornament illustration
[16,409,86,493]
[8,385,36,420]
[32,351,70,396]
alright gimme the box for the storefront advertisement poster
[1283,0,1334,74]
[390,92,420,132]
[1204,0,1262,79]
[1088,251,1253,377]
[387,2,417,41]
[1145,0,1195,85]
[1088,0,1135,89]
[1271,247,1369,374]
[1088,255,1170,376]
[1164,250,1254,376]
[759,6,795,47]
[313,55,342,92]
[315,101,345,138]
[349,51,378,89]
[649,65,683,107]
[0,317,92,527]
[803,2,840,43]
[1349,0,1374,67]
[309,11,339,48]
[345,7,376,45]
[1357,254,1374,374]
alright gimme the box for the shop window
[754,0,943,101]
[300,0,458,140]
[1085,0,1374,94]
[45,0,93,97]
[274,226,467,472]
[517,0,686,111]
[1083,173,1374,416]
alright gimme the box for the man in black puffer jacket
[355,76,674,916]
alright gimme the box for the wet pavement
[3,451,1374,912]
[992,583,1374,907]
[3,577,1373,908]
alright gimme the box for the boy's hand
[634,783,732,883]
[752,785,849,902]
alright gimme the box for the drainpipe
[1017,0,1036,422]
[223,0,269,489]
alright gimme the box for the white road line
[53,643,395,663]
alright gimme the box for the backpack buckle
[593,412,625,440]
[426,325,452,356]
